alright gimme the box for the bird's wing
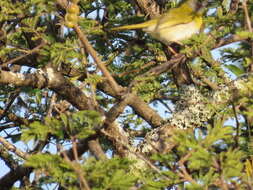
[157,8,195,30]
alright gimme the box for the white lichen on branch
[136,76,252,155]
[169,85,213,129]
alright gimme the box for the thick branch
[128,95,163,128]
[88,139,107,160]
[97,82,164,128]
[0,146,19,170]
[0,109,30,126]
[0,67,91,110]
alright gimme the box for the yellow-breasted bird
[112,0,205,45]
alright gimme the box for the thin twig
[56,0,123,95]
[232,103,240,147]
[218,177,229,190]
[178,152,197,185]
[46,93,57,117]
[61,147,91,190]
[242,0,253,56]
[1,41,45,67]
[157,99,173,113]
[117,61,157,78]
[74,25,123,94]
[79,40,98,109]
[71,136,79,162]
[242,0,252,33]
[0,89,20,121]
[214,34,247,49]
[0,136,28,159]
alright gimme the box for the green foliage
[225,64,245,76]
[25,155,138,189]
[83,157,137,190]
[25,154,77,187]
[44,40,84,66]
[133,75,162,102]
[150,118,246,189]
[245,158,253,185]
[21,110,100,142]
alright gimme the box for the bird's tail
[111,19,156,31]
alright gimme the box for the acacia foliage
[0,0,253,189]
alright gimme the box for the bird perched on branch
[112,0,206,45]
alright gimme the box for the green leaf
[225,64,244,76]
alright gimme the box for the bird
[112,0,205,45]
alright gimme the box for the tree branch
[0,67,91,110]
[0,137,27,159]
[0,166,33,190]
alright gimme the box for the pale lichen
[136,81,239,155]
[169,85,212,129]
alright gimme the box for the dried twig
[61,146,91,190]
[1,41,45,67]
[0,137,28,159]
[242,0,252,33]
[74,25,123,95]
[178,152,197,185]
[232,103,240,147]
[242,0,253,58]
